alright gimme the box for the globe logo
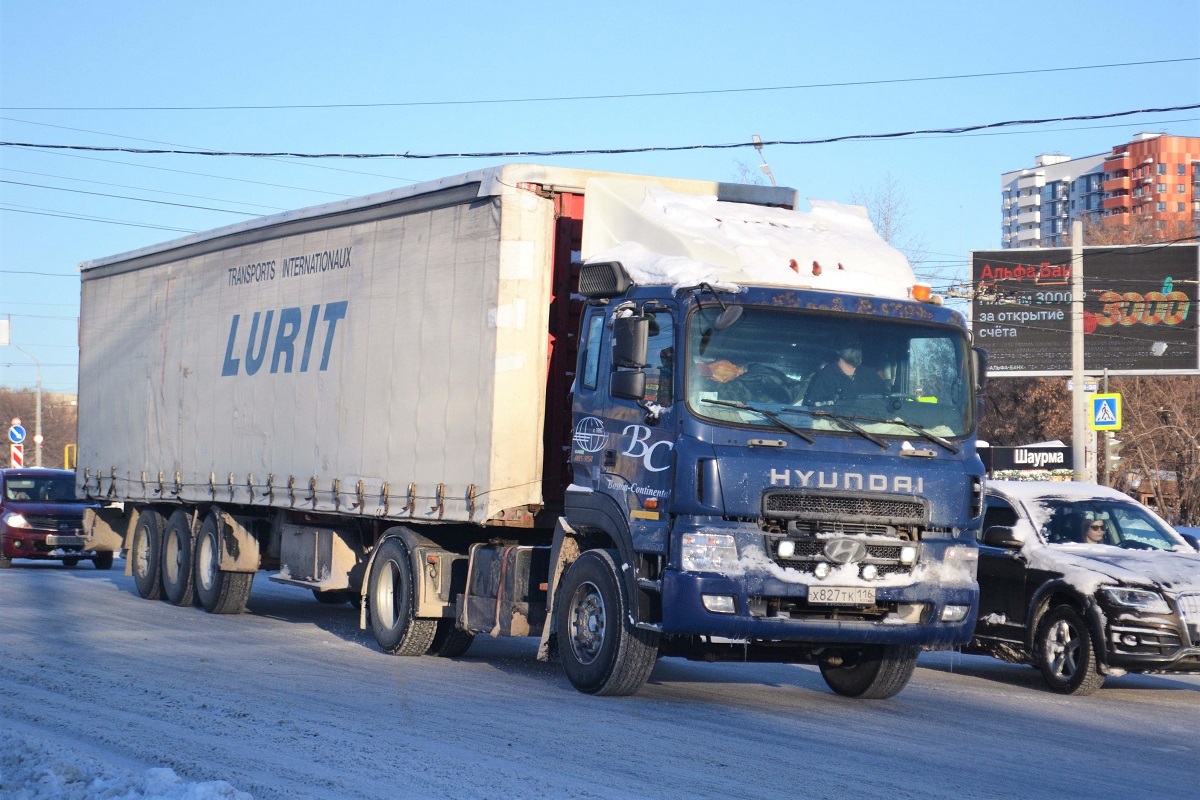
[573,417,608,453]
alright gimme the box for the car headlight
[1101,587,1170,614]
[3,512,31,529]
[681,533,738,572]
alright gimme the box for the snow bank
[0,730,250,800]
[583,181,917,299]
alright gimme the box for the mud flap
[537,517,582,662]
[82,506,128,554]
[217,512,260,572]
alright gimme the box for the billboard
[971,244,1198,376]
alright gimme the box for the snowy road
[2,562,1196,799]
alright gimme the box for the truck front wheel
[130,509,165,600]
[556,549,659,696]
[194,513,253,614]
[819,645,919,699]
[161,510,196,607]
[368,538,437,656]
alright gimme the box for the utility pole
[1070,220,1089,483]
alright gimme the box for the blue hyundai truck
[77,165,984,699]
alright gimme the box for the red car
[0,468,111,569]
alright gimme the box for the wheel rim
[164,530,180,583]
[567,580,607,665]
[375,559,402,630]
[197,531,217,591]
[1046,618,1082,679]
[134,526,151,578]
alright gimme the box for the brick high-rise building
[1000,133,1200,248]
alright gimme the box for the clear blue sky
[2,0,1198,394]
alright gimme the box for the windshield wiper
[704,399,815,444]
[874,417,960,454]
[776,406,888,449]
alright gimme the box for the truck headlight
[3,512,30,529]
[943,545,979,580]
[681,533,738,572]
[1101,587,1170,614]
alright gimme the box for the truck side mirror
[972,347,989,392]
[613,316,649,368]
[610,370,646,401]
[983,525,1023,549]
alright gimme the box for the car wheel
[93,551,114,570]
[161,510,196,606]
[368,538,437,656]
[62,557,81,568]
[1034,605,1105,695]
[0,552,12,569]
[131,509,165,600]
[819,645,920,699]
[556,549,659,696]
[193,512,253,614]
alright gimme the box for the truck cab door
[570,305,676,554]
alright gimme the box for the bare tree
[850,173,932,273]
[0,388,78,470]
[1074,212,1161,246]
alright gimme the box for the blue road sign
[1089,394,1122,431]
[8,424,26,444]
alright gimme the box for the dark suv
[966,480,1200,695]
[0,468,110,569]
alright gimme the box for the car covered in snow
[965,480,1200,695]
[0,468,110,569]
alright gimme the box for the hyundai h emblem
[824,539,867,564]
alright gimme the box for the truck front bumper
[660,569,977,649]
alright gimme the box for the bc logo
[622,425,673,473]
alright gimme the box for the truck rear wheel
[161,510,196,607]
[428,620,475,658]
[194,513,253,614]
[130,509,165,600]
[556,549,659,696]
[819,645,919,699]
[369,538,436,656]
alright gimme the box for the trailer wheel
[161,510,196,607]
[1034,605,1105,696]
[369,538,437,656]
[556,549,659,696]
[819,645,919,699]
[130,509,165,600]
[194,513,253,614]
[93,551,114,570]
[427,620,475,658]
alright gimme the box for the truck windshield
[685,305,973,438]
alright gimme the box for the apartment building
[1000,133,1200,248]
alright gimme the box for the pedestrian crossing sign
[1089,393,1122,430]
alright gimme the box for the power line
[0,167,288,211]
[0,179,260,216]
[3,58,1194,111]
[4,104,1195,160]
[0,204,197,233]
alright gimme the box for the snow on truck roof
[77,164,917,300]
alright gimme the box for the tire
[312,589,355,605]
[62,557,81,568]
[0,553,11,569]
[819,645,919,699]
[1034,605,1105,696]
[130,510,165,600]
[161,510,196,607]
[556,549,659,696]
[427,619,475,658]
[194,513,253,615]
[368,538,437,656]
[93,551,115,570]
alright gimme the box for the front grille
[764,491,926,523]
[23,515,83,533]
[770,536,918,581]
[1177,594,1200,624]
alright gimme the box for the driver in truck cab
[803,335,889,406]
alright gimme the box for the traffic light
[1104,433,1124,475]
